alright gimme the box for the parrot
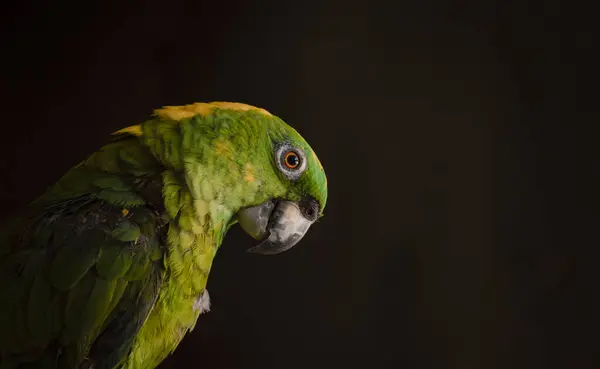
[0,102,328,369]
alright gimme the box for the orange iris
[284,151,300,169]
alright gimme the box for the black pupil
[286,153,299,167]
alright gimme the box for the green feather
[26,273,54,348]
[12,300,28,352]
[118,144,146,167]
[92,176,132,192]
[107,278,128,314]
[96,244,134,279]
[149,238,163,261]
[0,280,25,351]
[19,354,54,369]
[111,222,141,242]
[162,178,183,218]
[97,190,146,206]
[86,147,122,173]
[21,251,45,280]
[62,272,95,344]
[79,277,116,340]
[31,227,53,248]
[50,240,100,291]
[49,294,63,341]
[123,252,151,281]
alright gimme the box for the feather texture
[0,195,166,369]
[0,102,328,369]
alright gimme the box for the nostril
[300,198,319,222]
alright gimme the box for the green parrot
[0,102,328,369]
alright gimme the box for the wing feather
[0,197,167,369]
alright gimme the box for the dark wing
[0,196,167,369]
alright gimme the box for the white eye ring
[275,144,307,181]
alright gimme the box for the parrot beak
[237,199,319,255]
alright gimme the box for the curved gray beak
[237,199,319,255]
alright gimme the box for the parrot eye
[275,143,307,180]
[284,151,300,169]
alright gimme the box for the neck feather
[161,170,234,295]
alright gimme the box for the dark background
[0,0,594,368]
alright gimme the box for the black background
[0,1,594,368]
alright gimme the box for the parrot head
[131,102,328,255]
[234,121,328,255]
